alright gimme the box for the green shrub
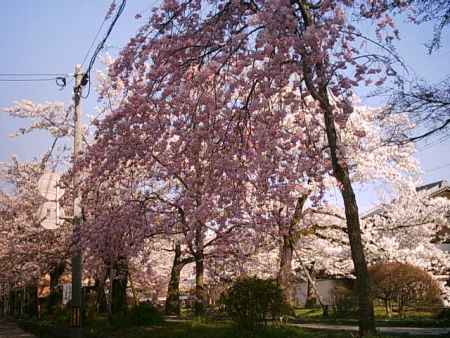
[222,276,289,329]
[436,307,450,320]
[53,307,71,326]
[128,302,164,326]
[331,285,358,317]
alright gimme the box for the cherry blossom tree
[106,1,414,334]
[1,97,77,315]
[293,184,450,305]
[243,100,418,304]
[0,158,72,315]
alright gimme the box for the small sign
[38,172,65,201]
[36,201,65,230]
[37,171,65,229]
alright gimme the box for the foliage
[108,302,164,329]
[386,1,450,141]
[294,306,450,327]
[369,262,443,316]
[437,307,450,320]
[127,302,164,326]
[221,277,289,329]
[4,1,450,335]
[331,285,359,317]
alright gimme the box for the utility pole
[71,64,84,338]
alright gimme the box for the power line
[0,73,70,89]
[0,73,69,77]
[0,78,60,82]
[416,134,450,153]
[81,16,108,68]
[425,162,450,173]
[81,0,127,98]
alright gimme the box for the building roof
[416,180,449,193]
[362,179,450,219]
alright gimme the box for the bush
[331,285,358,317]
[109,302,163,329]
[369,262,443,317]
[53,307,71,326]
[436,307,450,320]
[222,276,289,329]
[127,302,164,326]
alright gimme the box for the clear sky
[0,1,449,211]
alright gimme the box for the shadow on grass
[18,318,418,338]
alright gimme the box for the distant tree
[369,262,443,317]
[408,0,450,53]
[386,0,450,142]
[387,79,450,142]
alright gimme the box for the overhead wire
[0,78,60,82]
[81,16,108,68]
[81,0,127,98]
[0,73,69,77]
[424,162,450,173]
[0,73,70,89]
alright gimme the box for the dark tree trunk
[25,285,38,317]
[193,223,207,316]
[95,278,108,313]
[48,262,65,314]
[8,289,14,316]
[111,257,128,314]
[277,235,294,305]
[297,1,376,334]
[193,251,207,316]
[277,195,308,306]
[317,86,376,335]
[165,242,192,315]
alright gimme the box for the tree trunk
[317,87,375,335]
[166,242,192,315]
[277,195,308,307]
[297,1,376,334]
[277,234,294,305]
[48,262,65,314]
[111,257,128,314]
[25,285,38,317]
[305,266,316,308]
[194,251,206,315]
[95,277,107,313]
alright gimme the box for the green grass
[17,306,450,338]
[19,319,399,338]
[295,306,435,320]
[83,321,397,338]
[294,306,450,328]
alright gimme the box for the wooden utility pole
[71,64,84,338]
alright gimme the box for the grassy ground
[19,319,393,338]
[294,306,449,327]
[16,306,450,338]
[295,306,435,319]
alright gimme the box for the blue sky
[0,1,449,211]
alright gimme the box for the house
[417,180,450,244]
